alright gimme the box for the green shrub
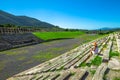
[91,56,102,66]
[110,51,119,58]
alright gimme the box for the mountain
[0,10,55,28]
[98,27,120,31]
[99,27,113,30]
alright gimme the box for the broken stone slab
[108,58,120,70]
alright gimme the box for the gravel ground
[0,38,85,80]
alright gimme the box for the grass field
[33,31,85,40]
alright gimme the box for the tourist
[91,42,98,55]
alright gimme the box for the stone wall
[0,27,40,34]
[0,33,43,51]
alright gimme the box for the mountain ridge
[0,10,55,28]
[97,27,120,31]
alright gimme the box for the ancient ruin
[7,33,120,80]
[0,27,43,51]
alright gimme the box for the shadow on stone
[81,71,89,80]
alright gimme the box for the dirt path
[0,38,85,80]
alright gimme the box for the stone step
[52,47,90,71]
[44,53,79,71]
[47,45,88,70]
[73,49,91,68]
[39,73,50,80]
[55,71,71,80]
[63,38,107,69]
[116,39,120,52]
[63,56,82,69]
[68,69,86,80]
[8,75,34,80]
[46,73,60,80]
[103,40,112,61]
[30,74,43,80]
[92,63,107,80]
[42,44,89,72]
[86,37,110,64]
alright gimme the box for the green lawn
[33,31,85,40]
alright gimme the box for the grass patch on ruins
[113,77,120,80]
[70,72,76,76]
[49,47,65,52]
[79,62,87,67]
[56,66,64,71]
[0,61,6,71]
[33,52,60,61]
[1,49,28,55]
[91,56,102,66]
[17,56,26,61]
[33,31,85,40]
[109,51,120,58]
[90,70,96,75]
[21,60,34,65]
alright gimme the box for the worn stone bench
[46,72,60,80]
[92,63,107,80]
[69,69,86,80]
[55,71,71,80]
[103,40,112,61]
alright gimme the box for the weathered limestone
[92,63,107,80]
[103,40,112,61]
[116,39,120,52]
[55,71,71,80]
[92,36,114,80]
[69,69,86,80]
[46,73,60,80]
[74,49,91,68]
[38,73,50,80]
[108,58,120,70]
[115,33,120,52]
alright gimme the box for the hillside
[0,10,55,28]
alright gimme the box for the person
[91,42,98,55]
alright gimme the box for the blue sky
[0,0,120,29]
